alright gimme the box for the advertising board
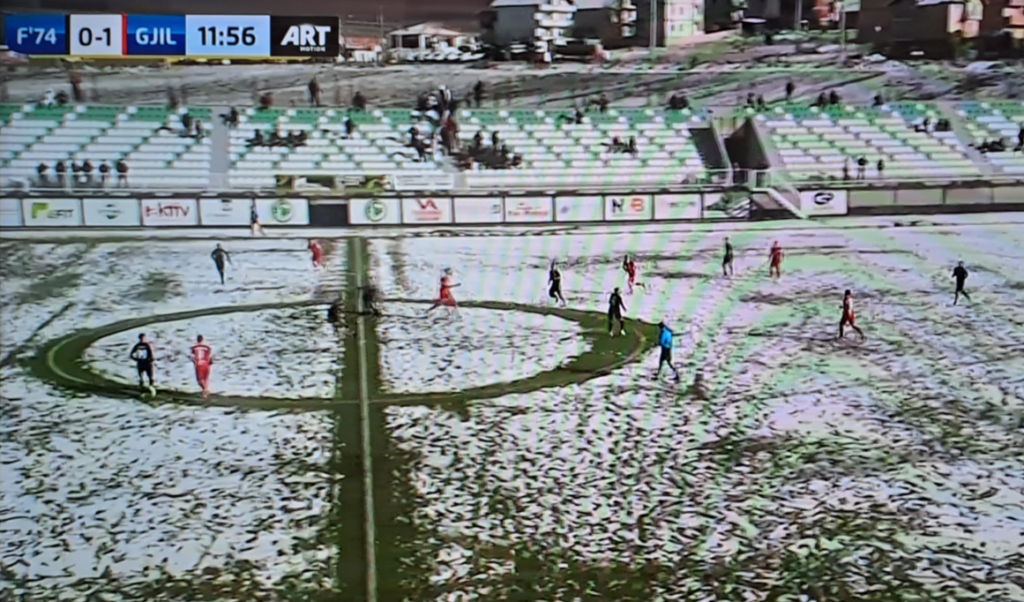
[554,195,604,222]
[0,199,24,227]
[269,16,339,57]
[256,199,309,226]
[140,198,198,226]
[199,198,251,225]
[799,190,849,217]
[350,198,401,225]
[504,196,553,223]
[653,194,702,221]
[82,199,142,226]
[452,197,503,224]
[402,197,453,224]
[605,194,653,221]
[21,198,82,227]
[392,172,455,192]
[125,14,186,56]
[5,14,69,55]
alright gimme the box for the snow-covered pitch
[1,214,1023,601]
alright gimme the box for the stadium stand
[749,103,985,182]
[0,104,212,189]
[457,107,714,189]
[229,107,442,189]
[957,101,1024,175]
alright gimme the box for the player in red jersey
[308,239,324,268]
[622,255,646,294]
[190,335,214,399]
[426,268,460,316]
[837,289,865,340]
[767,241,784,279]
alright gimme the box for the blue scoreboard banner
[5,14,69,55]
[125,14,186,55]
[4,13,338,58]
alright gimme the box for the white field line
[353,240,379,602]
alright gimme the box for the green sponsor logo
[365,199,386,223]
[271,199,294,223]
[31,202,49,219]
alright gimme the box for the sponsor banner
[141,198,198,226]
[270,16,339,57]
[799,190,848,216]
[453,197,503,224]
[703,192,752,220]
[257,199,309,225]
[0,199,24,227]
[350,198,401,225]
[504,196,553,223]
[125,14,186,56]
[199,198,252,225]
[555,195,603,222]
[21,199,82,226]
[402,197,453,224]
[5,14,69,55]
[392,172,455,192]
[653,193,702,221]
[82,199,141,226]
[605,194,653,221]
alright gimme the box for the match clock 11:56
[69,14,125,55]
[185,15,270,56]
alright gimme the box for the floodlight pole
[649,0,657,50]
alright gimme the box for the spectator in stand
[596,93,609,114]
[70,161,81,188]
[756,95,767,111]
[1017,126,1024,151]
[116,159,129,188]
[353,91,367,111]
[876,158,885,179]
[491,131,501,148]
[36,162,49,185]
[471,131,484,156]
[99,160,111,187]
[473,80,485,107]
[842,158,850,181]
[408,126,420,147]
[828,90,840,106]
[785,81,795,101]
[856,156,867,180]
[42,89,56,107]
[55,160,67,188]
[745,92,756,108]
[815,92,827,107]
[259,92,274,110]
[82,159,94,185]
[181,112,194,136]
[70,73,83,103]
[308,77,321,107]
[344,116,355,138]
[626,136,638,157]
[668,93,690,111]
[873,93,884,107]
[221,107,240,128]
[193,120,204,141]
[167,87,180,109]
[249,130,265,147]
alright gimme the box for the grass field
[1,214,1023,601]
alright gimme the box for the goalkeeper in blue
[656,322,680,382]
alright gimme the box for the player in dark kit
[608,287,627,336]
[361,283,383,317]
[211,244,233,284]
[656,322,680,381]
[130,333,156,394]
[548,260,566,306]
[952,261,971,305]
[723,237,735,277]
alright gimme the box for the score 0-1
[69,14,124,55]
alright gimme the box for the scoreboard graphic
[4,13,338,58]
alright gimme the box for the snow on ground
[0,235,345,597]
[376,303,588,395]
[1,214,1024,599]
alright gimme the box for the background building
[634,0,706,46]
[481,0,577,48]
[572,0,639,46]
